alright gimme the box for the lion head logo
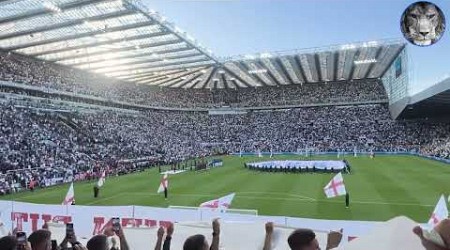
[401,1,446,46]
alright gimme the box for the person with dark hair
[345,192,350,208]
[183,219,220,250]
[183,234,208,250]
[288,229,318,250]
[0,235,18,250]
[288,228,343,250]
[94,184,100,198]
[28,229,51,250]
[87,235,108,250]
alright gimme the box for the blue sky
[142,0,449,94]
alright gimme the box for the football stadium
[0,0,449,249]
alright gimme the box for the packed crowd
[1,98,450,193]
[422,138,450,159]
[1,217,449,250]
[0,51,386,108]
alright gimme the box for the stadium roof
[396,77,450,120]
[0,0,405,89]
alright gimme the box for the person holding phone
[16,232,28,250]
[103,218,130,250]
[58,223,73,246]
[57,223,88,250]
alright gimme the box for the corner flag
[157,174,168,193]
[200,193,235,211]
[62,182,75,205]
[428,195,448,227]
[324,173,347,198]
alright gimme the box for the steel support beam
[7,21,154,51]
[32,30,169,57]
[68,47,189,67]
[55,39,179,62]
[88,51,202,70]
[0,9,136,41]
[0,0,112,25]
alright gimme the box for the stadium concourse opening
[0,0,449,250]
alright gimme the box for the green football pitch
[2,155,449,222]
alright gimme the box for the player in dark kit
[345,192,350,208]
[164,187,168,200]
[93,184,100,198]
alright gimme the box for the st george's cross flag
[200,193,236,211]
[97,170,106,187]
[428,195,448,227]
[62,182,75,205]
[324,173,347,198]
[157,174,168,193]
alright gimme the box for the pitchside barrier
[0,200,388,250]
[168,205,258,216]
[233,151,450,164]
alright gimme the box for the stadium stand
[0,1,449,249]
[1,50,389,108]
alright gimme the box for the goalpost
[168,206,258,216]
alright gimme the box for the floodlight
[260,53,272,58]
[248,69,268,74]
[354,59,377,64]
[244,55,255,60]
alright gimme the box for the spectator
[413,219,450,250]
[28,229,51,250]
[103,225,129,250]
[184,219,220,250]
[0,235,18,250]
[87,235,108,250]
[287,228,342,250]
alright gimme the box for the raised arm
[162,222,174,250]
[263,222,274,250]
[117,226,130,250]
[154,226,165,250]
[210,219,220,250]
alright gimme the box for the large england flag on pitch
[200,193,236,211]
[428,195,448,227]
[62,182,75,205]
[157,174,168,193]
[323,173,347,198]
